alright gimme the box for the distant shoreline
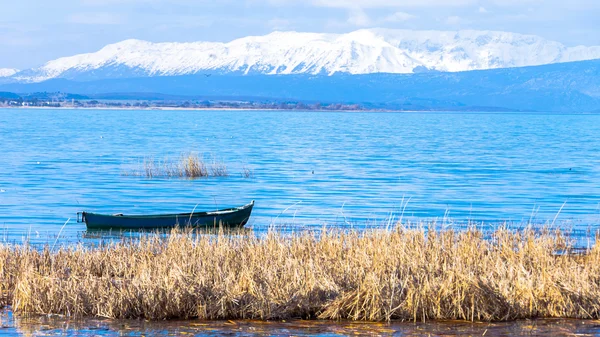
[1,105,420,113]
[0,105,535,114]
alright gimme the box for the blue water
[1,109,600,244]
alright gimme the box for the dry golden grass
[2,227,600,321]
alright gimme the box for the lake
[1,108,600,245]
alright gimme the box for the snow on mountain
[10,28,600,83]
[0,68,19,77]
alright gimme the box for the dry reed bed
[2,228,600,321]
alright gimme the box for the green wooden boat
[77,201,254,230]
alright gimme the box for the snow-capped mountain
[8,28,600,83]
[0,68,19,77]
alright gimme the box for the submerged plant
[123,153,231,179]
[209,158,228,177]
[242,166,254,179]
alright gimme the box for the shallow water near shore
[3,309,600,336]
[1,109,600,245]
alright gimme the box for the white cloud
[479,6,488,13]
[347,8,371,26]
[383,11,417,22]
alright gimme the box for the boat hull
[79,201,254,230]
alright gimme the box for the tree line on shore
[0,91,364,111]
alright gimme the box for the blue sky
[1,0,599,69]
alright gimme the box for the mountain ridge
[5,28,600,83]
[0,69,19,77]
[3,58,600,112]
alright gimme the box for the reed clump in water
[1,227,600,321]
[124,153,228,178]
[242,166,254,179]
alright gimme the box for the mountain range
[3,28,600,83]
[1,28,600,112]
[3,59,600,112]
[0,69,19,78]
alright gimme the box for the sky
[1,0,600,69]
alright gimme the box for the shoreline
[0,105,417,113]
[0,105,577,114]
[3,312,598,336]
